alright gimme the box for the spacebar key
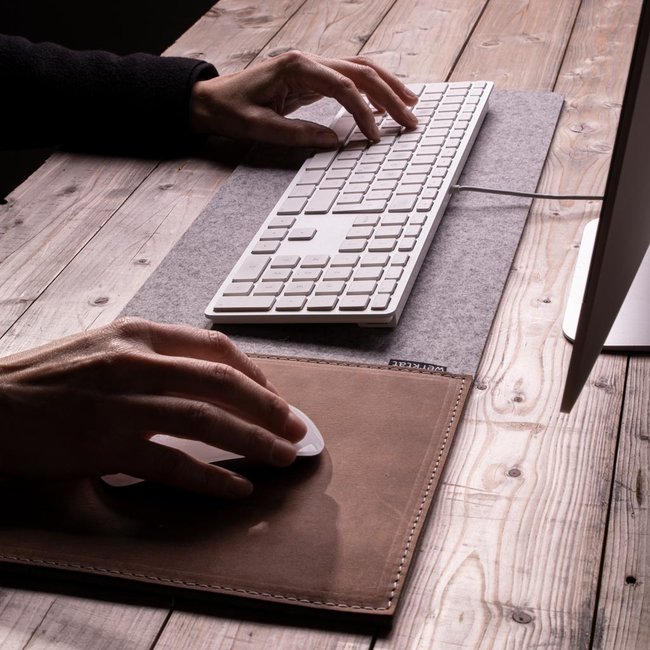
[213,296,275,312]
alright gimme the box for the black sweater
[0,34,218,153]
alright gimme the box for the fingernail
[271,438,297,466]
[226,476,254,498]
[285,411,308,441]
[315,129,339,148]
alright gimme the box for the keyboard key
[398,238,418,252]
[288,227,317,241]
[339,295,370,310]
[388,195,417,212]
[371,294,391,310]
[302,254,330,268]
[305,189,338,213]
[375,225,402,238]
[276,296,307,311]
[293,268,322,281]
[233,256,270,282]
[410,213,428,225]
[270,255,300,268]
[315,281,346,295]
[338,193,364,204]
[307,295,338,311]
[297,170,325,185]
[361,253,389,267]
[262,268,292,282]
[404,225,422,238]
[354,266,383,281]
[347,281,377,295]
[254,282,284,295]
[305,149,338,170]
[322,267,352,281]
[381,214,408,225]
[332,158,357,170]
[289,185,315,198]
[260,228,288,241]
[333,200,387,213]
[285,281,315,296]
[353,215,380,226]
[378,280,398,294]
[346,226,374,239]
[331,254,360,267]
[368,239,397,252]
[213,296,275,312]
[223,282,253,296]
[385,267,403,280]
[391,253,410,266]
[269,216,295,229]
[277,197,307,215]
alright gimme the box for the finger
[284,57,381,142]
[121,394,299,465]
[123,439,254,499]
[114,319,269,389]
[323,57,418,129]
[345,55,419,104]
[241,107,341,148]
[124,354,307,441]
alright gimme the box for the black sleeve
[0,34,218,153]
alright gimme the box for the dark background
[0,0,218,199]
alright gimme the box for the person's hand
[189,50,419,148]
[0,318,307,498]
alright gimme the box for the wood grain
[375,0,642,647]
[453,0,582,90]
[0,0,647,647]
[360,0,488,83]
[595,355,650,650]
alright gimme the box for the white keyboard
[205,80,493,327]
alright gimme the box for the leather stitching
[0,357,469,612]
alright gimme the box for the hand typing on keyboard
[206,77,494,325]
[189,50,419,148]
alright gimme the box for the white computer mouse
[102,405,324,487]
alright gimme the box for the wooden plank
[375,0,641,647]
[0,1,307,647]
[0,156,231,356]
[360,0,488,83]
[0,587,170,649]
[0,155,155,341]
[452,0,581,90]
[154,610,370,650]
[595,355,650,650]
[0,0,304,351]
[168,0,308,72]
[0,1,406,648]
[255,0,397,59]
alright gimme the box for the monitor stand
[563,219,650,350]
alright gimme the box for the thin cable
[451,184,604,201]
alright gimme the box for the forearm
[0,34,217,152]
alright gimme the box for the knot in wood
[512,609,533,624]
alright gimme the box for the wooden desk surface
[1,1,648,647]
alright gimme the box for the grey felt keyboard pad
[122,90,563,376]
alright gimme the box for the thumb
[248,109,339,148]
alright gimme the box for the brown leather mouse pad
[0,356,470,618]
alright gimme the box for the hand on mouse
[188,50,419,148]
[0,318,307,498]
